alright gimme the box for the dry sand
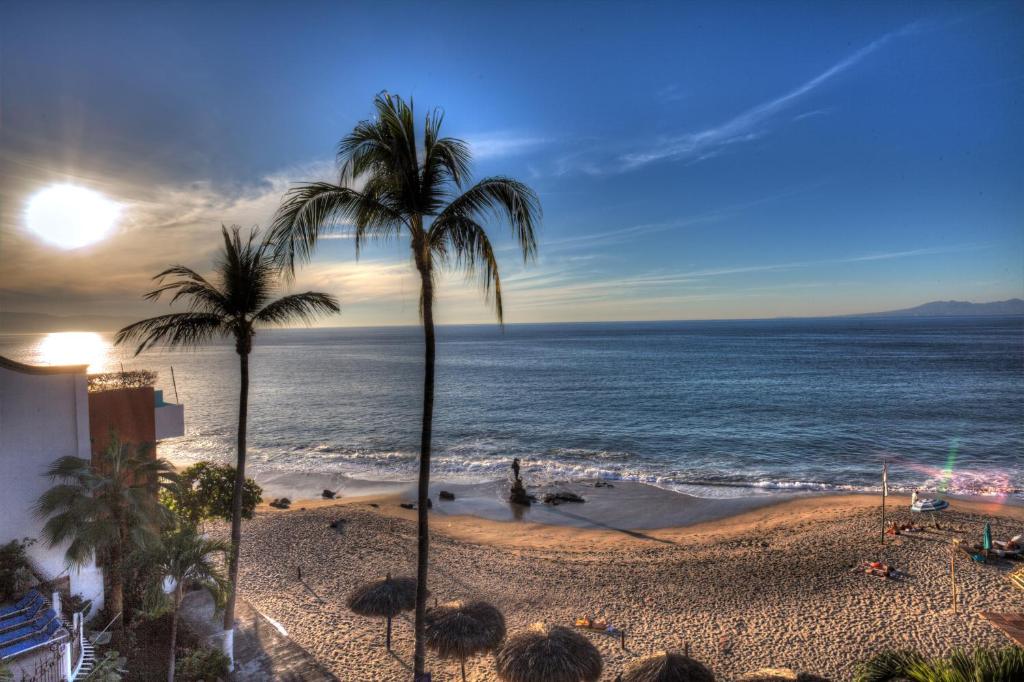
[215,488,1024,681]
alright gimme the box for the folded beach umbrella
[346,573,417,651]
[983,522,992,551]
[495,623,602,682]
[425,600,506,682]
[911,498,948,512]
[622,651,715,681]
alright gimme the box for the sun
[25,184,122,249]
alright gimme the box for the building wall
[0,359,104,616]
[88,386,156,459]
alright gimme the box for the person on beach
[512,457,521,482]
[911,489,919,507]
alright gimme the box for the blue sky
[1,0,1021,325]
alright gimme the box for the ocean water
[2,317,1022,499]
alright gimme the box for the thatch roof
[425,600,506,660]
[623,651,715,682]
[346,574,417,618]
[495,623,602,682]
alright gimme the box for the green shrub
[0,538,35,601]
[855,646,1024,682]
[161,461,262,528]
[175,647,230,682]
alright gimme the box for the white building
[0,356,104,614]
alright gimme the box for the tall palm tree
[271,93,540,677]
[35,434,174,629]
[115,225,340,664]
[140,525,230,682]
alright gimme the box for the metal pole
[881,486,886,544]
[170,366,180,403]
[881,460,886,545]
[951,540,958,613]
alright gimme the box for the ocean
[2,316,1022,499]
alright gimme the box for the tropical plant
[0,538,35,601]
[854,646,1024,682]
[161,461,262,530]
[271,92,540,675]
[35,434,174,634]
[83,651,127,681]
[115,225,339,660]
[175,646,231,681]
[138,525,230,682]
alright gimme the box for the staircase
[72,633,96,680]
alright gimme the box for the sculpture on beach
[509,457,531,506]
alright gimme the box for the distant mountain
[854,298,1024,318]
[0,311,133,333]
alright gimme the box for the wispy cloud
[533,181,827,253]
[656,84,686,102]
[792,108,833,122]
[616,23,920,172]
[463,132,546,160]
[673,244,989,279]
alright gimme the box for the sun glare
[25,184,121,249]
[35,332,112,372]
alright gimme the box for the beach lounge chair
[0,599,45,633]
[0,611,57,647]
[0,618,64,660]
[0,591,41,620]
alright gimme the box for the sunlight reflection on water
[33,332,116,372]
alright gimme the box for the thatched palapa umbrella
[496,623,602,682]
[426,600,506,681]
[346,573,416,651]
[623,651,715,681]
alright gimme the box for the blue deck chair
[0,610,58,647]
[0,591,41,619]
[0,618,64,660]
[0,599,45,634]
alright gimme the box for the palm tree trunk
[108,541,124,634]
[168,587,181,682]
[222,347,250,643]
[413,267,435,679]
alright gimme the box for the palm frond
[432,176,540,262]
[421,106,471,204]
[145,265,229,314]
[430,215,505,321]
[271,182,407,271]
[253,292,340,326]
[115,313,227,355]
[215,225,279,315]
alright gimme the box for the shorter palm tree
[35,434,174,632]
[139,525,230,682]
[116,225,340,656]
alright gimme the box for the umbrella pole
[881,486,885,545]
[950,540,959,613]
[461,658,466,682]
[386,616,392,651]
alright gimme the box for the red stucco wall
[88,387,156,460]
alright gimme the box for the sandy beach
[212,485,1024,681]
